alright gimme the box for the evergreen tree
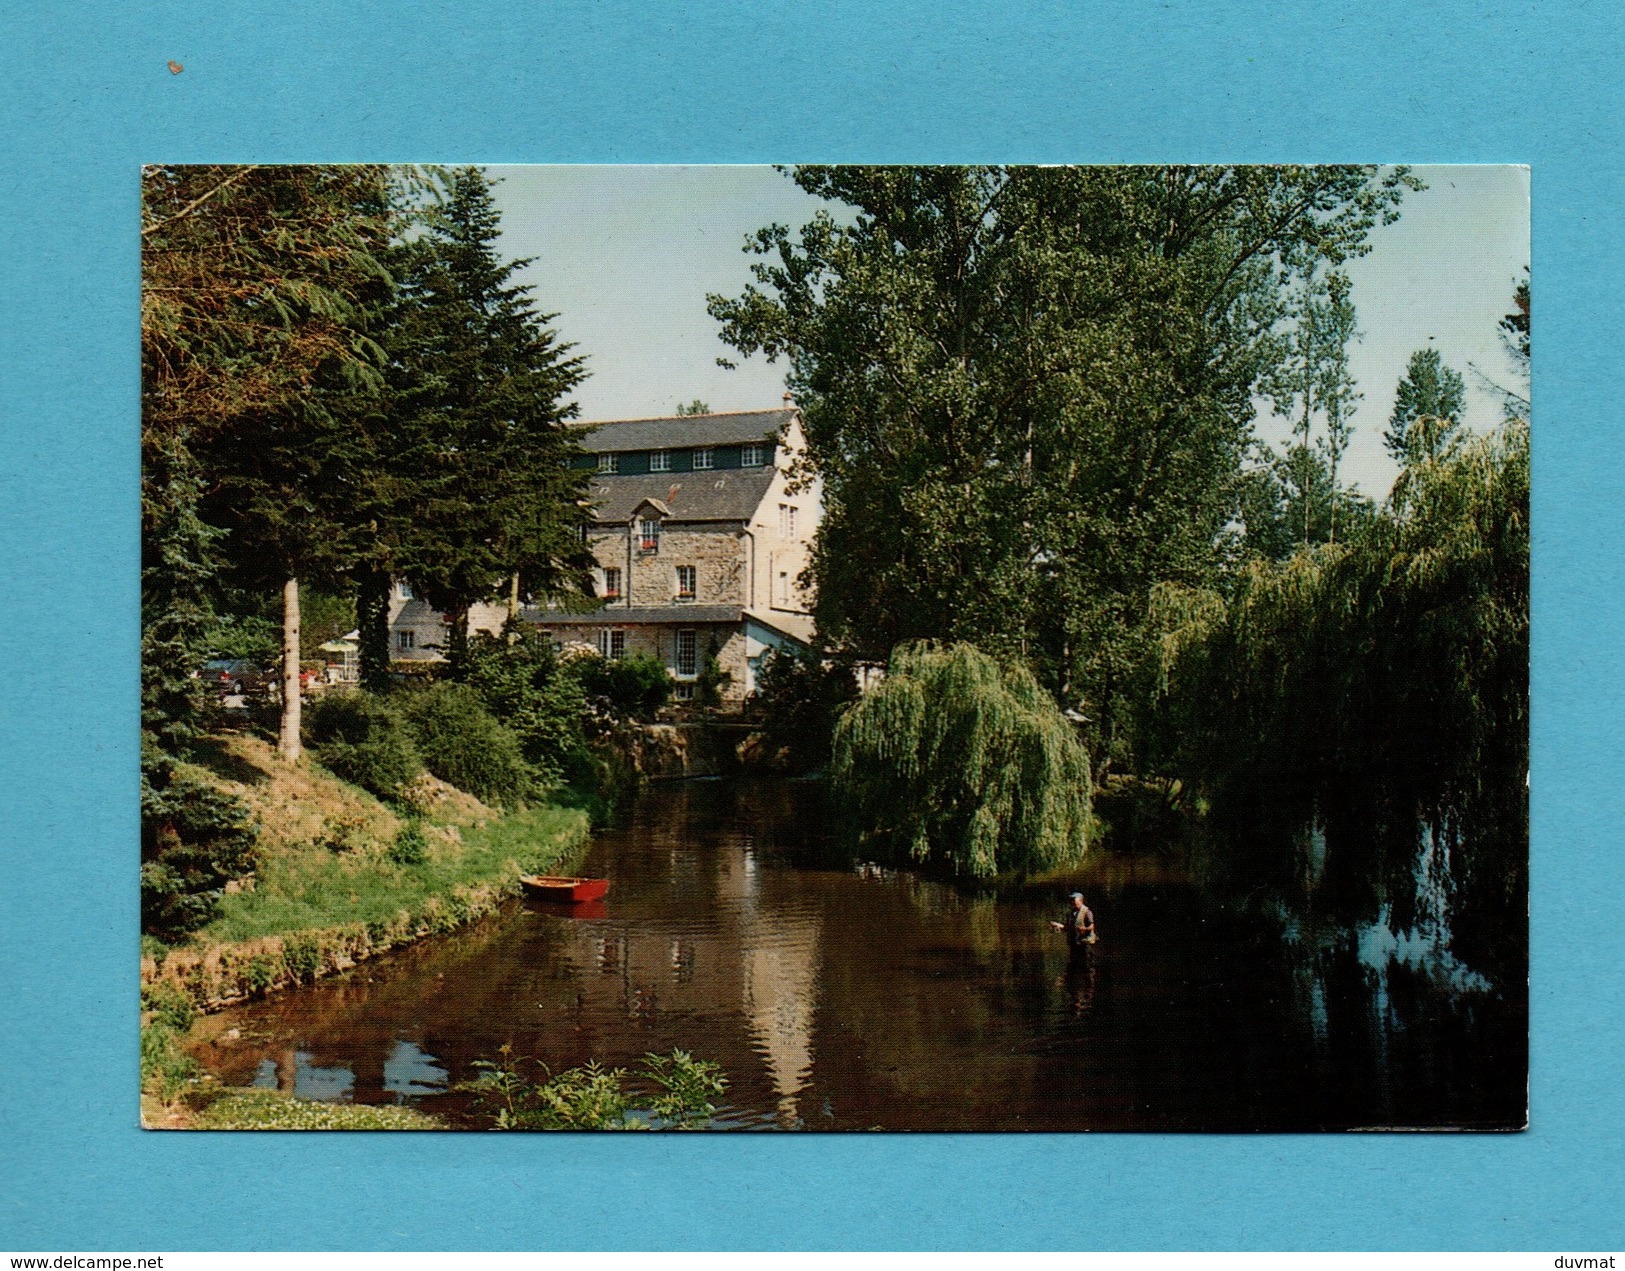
[143,164,398,760]
[382,167,592,680]
[140,434,221,753]
[1384,346,1466,463]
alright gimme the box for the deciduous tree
[711,165,1419,770]
[1384,346,1466,463]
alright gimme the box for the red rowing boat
[519,874,609,903]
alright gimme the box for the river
[190,776,1526,1131]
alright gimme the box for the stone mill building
[525,404,821,704]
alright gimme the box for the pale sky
[491,165,1529,499]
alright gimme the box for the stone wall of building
[588,525,749,610]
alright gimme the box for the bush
[389,819,429,865]
[465,630,599,786]
[402,681,532,807]
[577,651,672,722]
[140,1018,200,1103]
[141,982,197,1034]
[303,691,424,800]
[750,646,859,771]
[831,642,1092,879]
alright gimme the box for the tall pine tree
[375,167,591,681]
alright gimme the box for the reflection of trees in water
[194,777,1524,1130]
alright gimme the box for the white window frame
[741,443,765,466]
[597,453,619,473]
[638,517,661,553]
[602,566,622,599]
[598,628,626,661]
[397,629,415,650]
[693,447,714,470]
[675,564,696,601]
[395,581,414,600]
[779,503,797,538]
[649,449,671,472]
[674,628,698,679]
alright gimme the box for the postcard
[139,164,1528,1134]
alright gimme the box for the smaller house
[386,581,508,663]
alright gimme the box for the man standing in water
[1051,892,1097,953]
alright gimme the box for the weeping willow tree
[1151,418,1528,983]
[830,643,1092,879]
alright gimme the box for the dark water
[192,778,1526,1131]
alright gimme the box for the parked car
[200,659,266,695]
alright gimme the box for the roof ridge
[576,407,793,427]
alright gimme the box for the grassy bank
[145,1085,446,1130]
[142,733,591,1011]
[199,802,588,944]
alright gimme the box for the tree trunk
[358,569,392,693]
[507,571,521,641]
[447,605,470,680]
[279,576,302,762]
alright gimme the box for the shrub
[576,651,673,722]
[141,982,197,1034]
[750,646,859,771]
[831,642,1092,879]
[303,691,424,800]
[282,934,324,984]
[402,681,532,807]
[243,954,278,995]
[465,630,599,786]
[140,1019,200,1103]
[696,653,729,709]
[389,819,429,865]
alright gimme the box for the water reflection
[193,778,1525,1131]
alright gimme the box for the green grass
[199,804,589,945]
[189,1088,444,1130]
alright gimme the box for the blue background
[0,0,1618,1251]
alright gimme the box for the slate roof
[587,469,777,523]
[525,605,745,627]
[576,409,794,454]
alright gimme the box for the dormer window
[741,443,766,466]
[638,517,661,553]
[693,447,714,470]
[597,453,618,473]
[649,450,671,472]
